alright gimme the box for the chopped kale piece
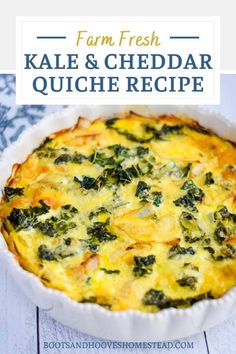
[109,144,130,157]
[204,246,215,255]
[7,200,50,231]
[139,160,154,175]
[72,152,87,164]
[110,164,140,185]
[136,146,149,157]
[183,263,199,271]
[95,174,108,190]
[125,165,140,179]
[77,164,141,191]
[86,221,117,253]
[64,237,72,246]
[37,217,58,237]
[53,245,75,259]
[174,195,198,212]
[181,180,204,202]
[61,204,78,219]
[176,276,198,290]
[37,146,68,159]
[143,289,212,309]
[80,296,111,309]
[185,235,201,243]
[89,207,110,220]
[54,153,72,165]
[142,289,175,309]
[84,144,153,188]
[212,206,236,245]
[120,131,152,143]
[205,172,214,185]
[135,181,150,198]
[85,276,92,284]
[105,119,152,143]
[37,137,52,149]
[136,145,150,157]
[134,255,156,267]
[32,200,51,216]
[105,118,118,128]
[36,204,77,237]
[38,245,56,261]
[4,187,24,201]
[8,208,34,231]
[180,292,213,307]
[88,151,116,168]
[62,204,78,212]
[54,152,87,165]
[230,213,236,223]
[38,147,58,158]
[38,241,76,261]
[135,181,163,207]
[157,124,183,139]
[174,180,204,212]
[212,244,236,261]
[34,138,58,158]
[214,225,227,244]
[37,218,76,237]
[201,237,211,246]
[133,255,156,277]
[109,144,149,161]
[145,124,183,140]
[168,163,192,179]
[180,163,192,178]
[88,243,99,253]
[80,296,97,303]
[152,192,163,207]
[133,267,152,277]
[179,211,203,243]
[100,268,120,274]
[181,180,196,191]
[208,244,236,261]
[111,166,133,184]
[116,166,134,184]
[168,245,195,258]
[213,206,230,222]
[87,221,117,243]
[74,176,98,190]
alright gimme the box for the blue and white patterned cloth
[0,74,67,152]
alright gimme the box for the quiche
[1,112,236,313]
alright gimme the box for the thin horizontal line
[36,36,67,39]
[170,36,200,39]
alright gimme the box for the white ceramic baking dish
[0,105,236,341]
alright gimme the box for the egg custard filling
[1,112,236,312]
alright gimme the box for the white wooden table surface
[0,74,236,354]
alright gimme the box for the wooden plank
[0,268,37,354]
[39,309,208,354]
[206,314,236,354]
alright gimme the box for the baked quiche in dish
[1,112,236,313]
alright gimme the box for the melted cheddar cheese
[1,112,236,312]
